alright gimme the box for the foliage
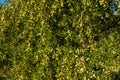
[0,0,120,80]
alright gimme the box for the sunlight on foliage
[0,0,120,80]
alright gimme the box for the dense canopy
[0,0,120,80]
